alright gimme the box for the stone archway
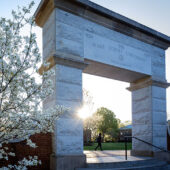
[35,0,170,169]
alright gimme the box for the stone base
[131,150,154,157]
[154,151,170,163]
[50,153,86,170]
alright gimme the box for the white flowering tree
[82,89,101,140]
[0,2,64,169]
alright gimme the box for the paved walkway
[84,150,152,163]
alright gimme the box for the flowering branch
[0,1,65,169]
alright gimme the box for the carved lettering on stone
[84,32,152,75]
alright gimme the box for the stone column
[40,6,87,170]
[128,77,169,156]
[42,56,87,170]
[50,56,87,170]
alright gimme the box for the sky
[0,0,170,122]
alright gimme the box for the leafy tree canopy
[94,107,119,140]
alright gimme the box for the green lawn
[84,142,132,150]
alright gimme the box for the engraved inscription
[84,32,151,75]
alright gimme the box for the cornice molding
[127,77,170,91]
[39,54,88,74]
[34,0,170,50]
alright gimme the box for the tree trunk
[102,133,105,142]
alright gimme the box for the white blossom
[0,1,66,169]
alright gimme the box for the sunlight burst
[78,106,93,119]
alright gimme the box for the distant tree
[83,114,102,140]
[83,89,94,111]
[95,107,119,141]
[82,89,100,140]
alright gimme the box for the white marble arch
[35,0,170,169]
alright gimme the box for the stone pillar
[38,2,88,169]
[44,56,87,170]
[128,77,169,156]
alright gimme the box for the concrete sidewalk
[84,150,152,163]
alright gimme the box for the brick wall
[0,133,52,170]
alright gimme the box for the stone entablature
[36,0,170,83]
[35,0,170,50]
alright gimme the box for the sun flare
[78,106,93,119]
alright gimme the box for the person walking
[95,133,103,151]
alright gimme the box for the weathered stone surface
[132,111,152,124]
[152,111,167,125]
[84,31,152,75]
[56,9,85,30]
[56,22,83,43]
[35,0,170,49]
[131,150,153,157]
[55,65,83,102]
[152,98,166,112]
[154,151,170,162]
[56,37,84,58]
[35,1,170,168]
[46,63,84,159]
[56,81,82,101]
[56,65,82,85]
[132,97,151,114]
[132,83,167,154]
[56,118,83,136]
[54,9,168,82]
[152,86,166,99]
[152,52,166,80]
[153,125,167,138]
[84,59,148,82]
[82,19,155,54]
[74,0,170,44]
[55,135,83,154]
[50,154,86,170]
[54,8,167,54]
[128,77,169,91]
[132,124,152,136]
[56,99,82,116]
[153,136,167,151]
[43,10,56,59]
[132,86,151,100]
[152,66,165,80]
[132,135,152,151]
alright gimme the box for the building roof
[120,125,132,130]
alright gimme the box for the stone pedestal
[128,77,169,156]
[154,151,170,163]
[50,154,86,170]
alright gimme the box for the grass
[84,142,132,151]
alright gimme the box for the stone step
[77,165,169,170]
[76,159,169,170]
